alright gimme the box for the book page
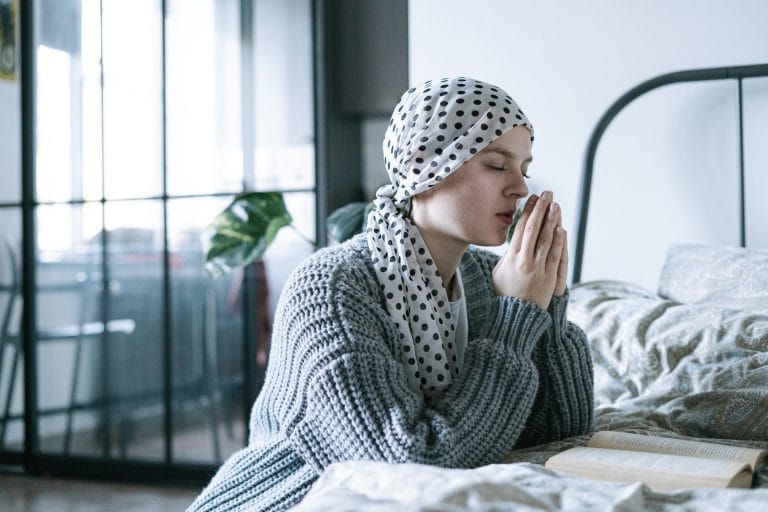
[545,447,753,492]
[588,431,768,470]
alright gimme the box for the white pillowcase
[658,244,768,309]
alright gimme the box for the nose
[503,167,529,198]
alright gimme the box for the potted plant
[202,191,371,278]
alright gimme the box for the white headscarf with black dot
[366,77,533,401]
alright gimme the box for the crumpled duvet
[291,460,768,511]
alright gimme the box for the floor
[0,391,246,510]
[0,413,244,511]
[0,472,200,512]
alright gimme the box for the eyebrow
[480,147,533,163]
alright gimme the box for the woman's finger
[544,217,565,274]
[534,200,559,264]
[520,191,552,258]
[509,194,537,253]
[555,229,569,296]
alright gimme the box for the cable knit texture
[187,236,593,512]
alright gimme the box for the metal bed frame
[572,63,768,284]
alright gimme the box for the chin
[472,232,507,247]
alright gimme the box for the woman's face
[410,125,532,248]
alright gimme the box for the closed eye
[487,162,507,171]
[489,163,531,179]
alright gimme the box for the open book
[545,431,768,492]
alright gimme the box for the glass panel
[252,0,314,191]
[262,192,316,319]
[168,197,246,464]
[32,0,98,204]
[167,192,315,464]
[0,207,22,451]
[36,201,166,461]
[35,0,163,203]
[79,0,104,201]
[102,0,163,200]
[36,202,104,456]
[166,0,242,197]
[36,42,78,202]
[102,200,165,460]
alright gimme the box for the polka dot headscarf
[366,77,534,401]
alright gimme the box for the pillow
[658,244,768,309]
[569,280,768,442]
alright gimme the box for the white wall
[0,81,21,204]
[408,0,768,290]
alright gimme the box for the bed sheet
[292,463,768,512]
[292,408,768,512]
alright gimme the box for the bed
[290,64,768,511]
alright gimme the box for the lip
[496,212,514,226]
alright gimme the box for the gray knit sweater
[188,235,593,512]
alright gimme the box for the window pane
[166,0,242,197]
[36,202,103,456]
[36,40,78,203]
[0,207,22,451]
[252,0,314,191]
[79,0,104,201]
[102,200,165,460]
[262,192,316,317]
[102,0,164,200]
[36,201,168,461]
[33,0,95,203]
[168,197,246,464]
[166,193,315,464]
[34,0,163,203]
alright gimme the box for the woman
[189,77,593,512]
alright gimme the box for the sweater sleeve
[515,290,595,447]
[286,263,552,473]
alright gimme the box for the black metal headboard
[572,63,768,284]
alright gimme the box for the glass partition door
[1,0,315,482]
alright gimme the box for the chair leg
[204,362,222,461]
[0,337,9,446]
[220,383,236,439]
[118,405,129,459]
[0,344,21,448]
[63,335,85,454]
[203,286,222,460]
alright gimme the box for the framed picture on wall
[0,0,17,81]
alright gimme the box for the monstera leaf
[203,192,293,278]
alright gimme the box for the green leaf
[326,201,374,244]
[202,192,292,278]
